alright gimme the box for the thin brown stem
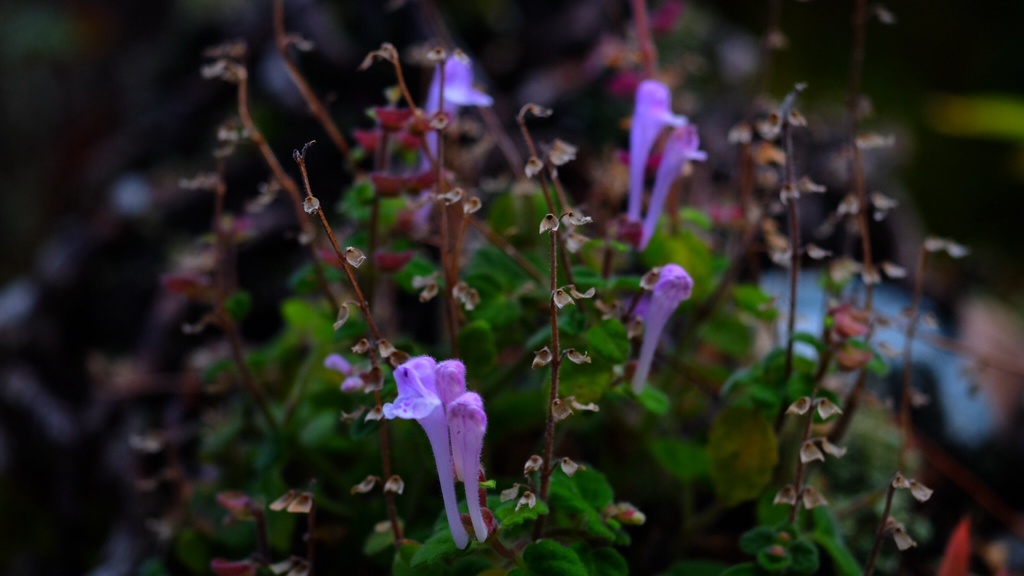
[631,0,657,79]
[864,476,898,576]
[212,158,278,431]
[232,64,339,315]
[293,144,402,544]
[273,0,353,169]
[782,110,802,380]
[899,246,928,468]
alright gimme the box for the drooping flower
[423,56,493,166]
[627,80,688,223]
[382,356,470,549]
[631,264,694,393]
[447,391,489,542]
[640,125,707,249]
[324,353,364,393]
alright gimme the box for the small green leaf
[224,290,252,322]
[173,529,209,573]
[756,546,791,572]
[458,320,497,374]
[788,539,820,575]
[363,525,396,555]
[810,507,861,576]
[680,207,713,231]
[571,543,628,576]
[708,407,779,507]
[586,319,631,364]
[394,542,445,576]
[410,528,464,567]
[733,285,778,322]
[637,385,670,414]
[393,255,439,293]
[700,313,754,358]
[514,540,588,576]
[650,439,710,483]
[494,498,549,528]
[791,332,825,355]
[739,526,778,555]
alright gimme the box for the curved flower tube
[640,125,707,249]
[447,391,488,542]
[631,264,694,394]
[627,80,688,223]
[382,357,470,549]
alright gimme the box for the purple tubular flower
[423,56,494,165]
[435,360,468,407]
[323,353,352,375]
[447,392,488,542]
[627,80,688,222]
[383,357,470,549]
[640,125,707,249]
[631,264,694,394]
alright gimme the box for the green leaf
[810,507,861,576]
[512,540,587,576]
[548,469,617,541]
[571,543,628,576]
[224,290,252,322]
[791,332,825,355]
[560,360,614,404]
[586,319,631,364]
[708,407,779,507]
[788,539,820,575]
[650,439,710,483]
[680,207,713,231]
[410,528,464,567]
[700,312,754,358]
[458,320,497,374]
[173,529,209,573]
[393,255,439,293]
[494,498,549,528]
[363,525,397,555]
[733,285,778,322]
[739,526,778,554]
[637,385,670,414]
[281,298,333,342]
[394,542,445,576]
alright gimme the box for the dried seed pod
[560,457,583,477]
[627,316,644,340]
[805,244,832,260]
[908,479,933,502]
[523,455,544,475]
[438,187,463,205]
[856,132,895,149]
[286,492,313,514]
[891,472,910,489]
[351,338,372,354]
[364,405,384,421]
[339,407,365,422]
[539,213,560,233]
[564,231,589,253]
[552,289,574,308]
[302,196,321,214]
[800,440,825,464]
[820,438,848,458]
[567,285,596,299]
[500,484,522,502]
[516,491,537,511]
[796,175,827,193]
[525,157,544,178]
[786,397,812,415]
[568,397,599,412]
[881,261,907,279]
[383,475,405,495]
[345,247,367,268]
[728,122,753,145]
[780,184,799,204]
[640,267,662,290]
[426,46,447,63]
[564,348,592,365]
[377,339,396,358]
[269,489,300,511]
[549,139,578,166]
[532,347,553,369]
[816,398,843,419]
[801,486,829,509]
[333,303,350,331]
[551,398,573,422]
[350,476,380,494]
[463,197,482,214]
[561,210,593,226]
[773,484,798,506]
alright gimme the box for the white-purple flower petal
[627,80,688,223]
[447,391,488,543]
[640,126,707,249]
[631,264,694,393]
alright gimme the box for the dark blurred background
[2,0,1024,574]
